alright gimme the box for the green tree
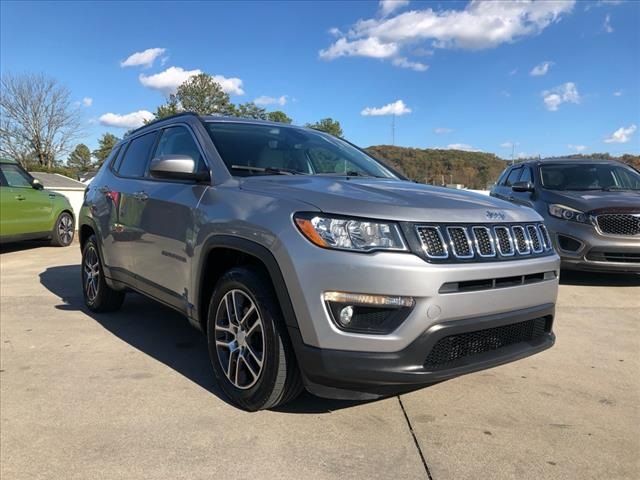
[305,118,343,137]
[67,143,92,171]
[266,110,292,124]
[234,102,267,120]
[152,96,179,120]
[93,133,120,165]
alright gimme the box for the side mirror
[149,155,209,182]
[31,178,44,190]
[512,181,534,193]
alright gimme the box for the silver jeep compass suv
[80,113,559,411]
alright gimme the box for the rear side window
[117,132,157,178]
[505,167,522,186]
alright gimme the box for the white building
[29,172,86,230]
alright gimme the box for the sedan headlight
[548,204,591,224]
[294,213,407,252]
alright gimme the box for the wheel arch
[195,236,300,334]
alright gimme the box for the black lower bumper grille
[424,317,550,370]
[586,251,640,264]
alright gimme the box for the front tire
[51,212,75,247]
[207,267,303,411]
[81,235,125,312]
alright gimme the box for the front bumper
[545,217,640,273]
[290,304,555,399]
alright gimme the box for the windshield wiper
[601,186,638,191]
[231,165,307,175]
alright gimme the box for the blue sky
[1,0,639,159]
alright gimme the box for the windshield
[205,122,397,178]
[540,163,640,191]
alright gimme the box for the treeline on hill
[365,146,640,190]
[365,145,507,189]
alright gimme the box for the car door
[0,163,53,237]
[129,125,209,311]
[105,130,159,282]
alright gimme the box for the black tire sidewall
[81,236,110,311]
[206,268,285,411]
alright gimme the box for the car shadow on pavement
[0,239,55,254]
[39,264,370,414]
[559,270,640,287]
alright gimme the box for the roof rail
[127,111,201,136]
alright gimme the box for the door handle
[133,191,149,201]
[15,195,26,201]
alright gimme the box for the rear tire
[207,267,303,411]
[51,212,75,247]
[81,235,125,312]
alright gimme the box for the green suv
[0,158,75,246]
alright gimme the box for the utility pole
[511,143,515,165]
[391,114,395,146]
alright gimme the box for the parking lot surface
[1,243,639,480]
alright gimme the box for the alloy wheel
[214,289,265,390]
[83,246,100,302]
[58,214,74,245]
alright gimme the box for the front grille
[586,251,640,264]
[424,317,550,370]
[415,223,553,262]
[596,214,640,236]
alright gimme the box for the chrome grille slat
[415,223,553,262]
[472,226,496,257]
[415,226,448,259]
[526,225,544,253]
[494,226,515,257]
[511,226,531,254]
[446,227,474,259]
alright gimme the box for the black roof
[515,157,629,167]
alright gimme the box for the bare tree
[0,73,81,167]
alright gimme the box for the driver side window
[0,164,33,188]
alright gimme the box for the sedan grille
[595,214,640,236]
[415,223,553,262]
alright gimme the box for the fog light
[339,306,354,327]
[323,291,415,335]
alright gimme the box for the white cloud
[613,90,623,96]
[434,127,453,134]
[99,110,154,129]
[139,67,244,95]
[121,48,166,68]
[321,1,575,71]
[530,61,553,76]
[568,144,587,152]
[603,14,613,33]
[500,141,519,149]
[254,95,288,106]
[320,37,399,60]
[82,97,93,107]
[379,0,410,17]
[211,74,245,95]
[542,82,581,111]
[604,124,637,144]
[391,57,429,71]
[509,68,518,76]
[447,143,477,151]
[361,99,411,116]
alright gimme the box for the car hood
[540,189,640,214]
[240,176,541,223]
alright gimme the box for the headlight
[548,204,590,224]
[294,213,407,252]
